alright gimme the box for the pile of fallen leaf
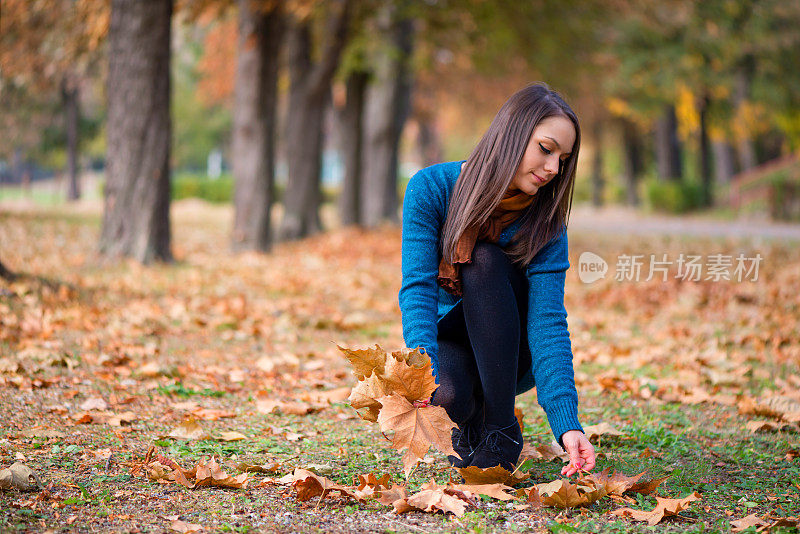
[134,447,248,489]
[130,443,705,523]
[288,465,706,522]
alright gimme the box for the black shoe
[469,420,523,471]
[448,425,477,468]
[447,409,483,468]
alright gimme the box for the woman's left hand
[560,430,596,477]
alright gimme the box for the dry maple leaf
[79,397,109,411]
[354,473,391,491]
[237,461,282,474]
[167,418,210,440]
[537,479,594,508]
[455,465,531,487]
[451,483,517,501]
[400,481,473,517]
[194,457,248,489]
[381,356,436,403]
[169,519,203,533]
[520,441,569,462]
[627,474,670,495]
[390,347,430,367]
[376,394,457,477]
[217,431,246,442]
[377,483,411,512]
[192,408,236,421]
[730,513,769,532]
[612,491,701,525]
[584,468,644,496]
[338,345,386,380]
[583,422,624,441]
[348,372,390,422]
[291,468,357,502]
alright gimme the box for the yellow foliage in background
[675,84,699,141]
[733,101,768,144]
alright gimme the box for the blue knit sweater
[399,160,583,443]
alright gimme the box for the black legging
[432,241,532,429]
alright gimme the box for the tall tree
[61,75,81,200]
[336,68,369,226]
[100,0,173,263]
[231,0,284,252]
[621,119,644,206]
[360,1,415,227]
[279,0,351,241]
[654,105,682,181]
[0,0,107,200]
[0,258,15,281]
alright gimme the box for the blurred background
[1,0,799,263]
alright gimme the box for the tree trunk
[591,121,604,207]
[621,119,642,206]
[734,59,758,171]
[698,94,713,207]
[361,4,414,227]
[337,69,368,226]
[62,75,81,201]
[654,104,682,181]
[280,0,351,241]
[0,258,15,281]
[416,116,443,168]
[712,140,735,185]
[231,0,283,252]
[100,0,172,263]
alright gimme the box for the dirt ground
[1,200,799,533]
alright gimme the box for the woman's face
[511,115,576,196]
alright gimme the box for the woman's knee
[462,242,509,286]
[432,380,475,424]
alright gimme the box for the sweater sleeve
[525,231,584,445]
[399,170,444,376]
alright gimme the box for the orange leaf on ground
[627,474,670,495]
[452,483,517,501]
[584,468,644,496]
[79,397,108,411]
[217,431,246,442]
[167,418,209,440]
[378,484,413,513]
[612,492,701,525]
[519,441,569,462]
[582,422,624,441]
[169,519,203,532]
[291,468,358,502]
[730,513,768,532]
[455,465,530,486]
[514,407,525,433]
[193,457,248,489]
[192,408,236,421]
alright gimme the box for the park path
[569,205,800,241]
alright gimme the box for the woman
[399,83,595,475]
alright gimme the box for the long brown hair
[440,83,581,266]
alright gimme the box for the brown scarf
[437,188,535,296]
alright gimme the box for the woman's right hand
[560,430,596,477]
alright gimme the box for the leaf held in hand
[376,394,456,477]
